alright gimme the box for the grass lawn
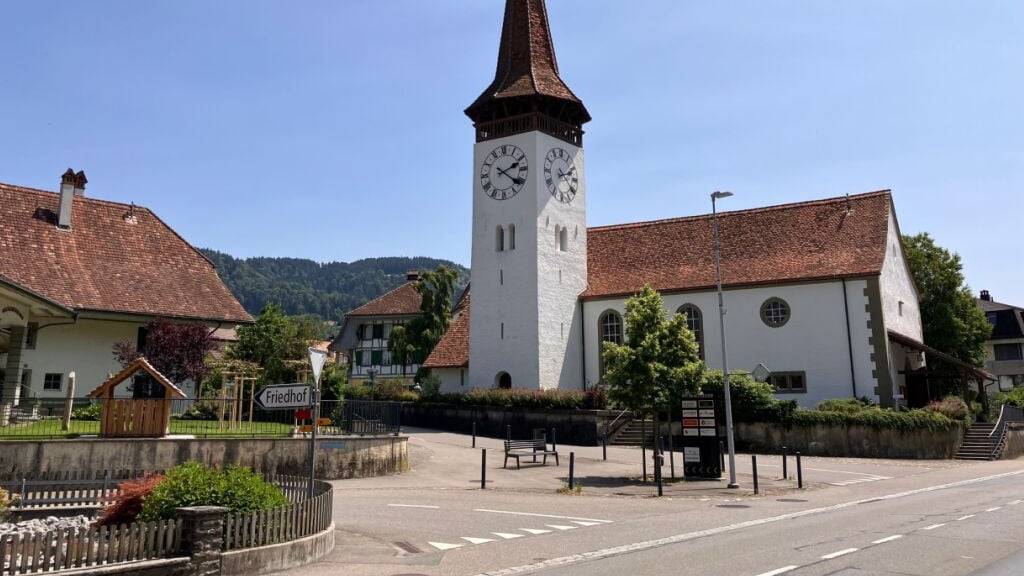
[0,419,294,439]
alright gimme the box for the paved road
[282,428,1024,576]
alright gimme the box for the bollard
[796,451,803,489]
[782,446,788,480]
[472,421,477,448]
[481,448,487,489]
[655,452,663,497]
[641,435,648,482]
[751,455,759,495]
[551,428,557,452]
[668,431,675,479]
[602,434,608,461]
[569,452,575,490]
[506,425,511,441]
[719,440,726,473]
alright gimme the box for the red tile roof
[0,182,250,323]
[583,190,893,299]
[345,281,422,317]
[465,0,589,124]
[423,296,470,369]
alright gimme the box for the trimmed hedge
[139,461,288,521]
[421,388,608,410]
[783,408,960,432]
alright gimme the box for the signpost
[254,384,312,410]
[681,395,724,479]
[306,347,328,499]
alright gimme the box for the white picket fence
[0,519,179,576]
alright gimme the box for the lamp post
[711,190,739,489]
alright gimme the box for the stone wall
[401,403,619,445]
[736,421,964,459]
[0,436,408,480]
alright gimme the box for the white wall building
[423,0,930,408]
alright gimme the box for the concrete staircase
[955,423,1002,461]
[609,418,655,446]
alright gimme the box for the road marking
[474,509,613,523]
[821,548,858,559]
[429,541,464,551]
[957,515,975,521]
[475,468,1024,576]
[922,523,947,530]
[755,566,799,576]
[463,537,495,544]
[571,521,603,527]
[492,532,524,539]
[388,504,440,509]
[760,463,892,479]
[519,528,552,535]
[546,524,577,531]
[985,506,1002,512]
[872,535,903,544]
[1009,500,1022,505]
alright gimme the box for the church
[422,0,928,408]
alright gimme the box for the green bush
[699,371,796,421]
[924,396,971,425]
[139,461,288,521]
[341,379,419,402]
[173,401,220,421]
[785,408,959,432]
[995,387,1024,409]
[817,398,878,414]
[71,403,102,421]
[0,487,15,522]
[422,387,607,410]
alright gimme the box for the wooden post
[62,372,76,431]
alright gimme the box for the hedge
[420,388,608,410]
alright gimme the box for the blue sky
[2,1,1021,303]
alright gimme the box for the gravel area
[0,515,93,536]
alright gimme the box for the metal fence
[0,398,401,440]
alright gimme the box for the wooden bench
[503,439,559,469]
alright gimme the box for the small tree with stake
[601,285,705,475]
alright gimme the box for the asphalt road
[281,429,1024,576]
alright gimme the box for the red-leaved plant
[98,474,165,526]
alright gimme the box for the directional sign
[256,384,312,410]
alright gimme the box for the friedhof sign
[255,384,312,410]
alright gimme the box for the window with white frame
[769,371,806,393]
[677,304,704,359]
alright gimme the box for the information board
[680,394,723,479]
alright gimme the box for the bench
[504,439,559,469]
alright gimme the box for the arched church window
[598,310,624,376]
[495,371,512,389]
[495,226,505,252]
[508,224,516,250]
[677,304,704,359]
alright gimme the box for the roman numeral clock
[480,144,528,201]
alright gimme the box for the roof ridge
[588,189,892,233]
[0,182,153,213]
[346,280,417,316]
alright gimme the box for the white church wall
[435,367,466,394]
[879,211,923,341]
[583,279,878,408]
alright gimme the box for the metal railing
[989,404,1024,459]
[0,398,402,440]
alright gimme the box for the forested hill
[201,249,468,322]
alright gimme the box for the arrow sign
[255,384,312,410]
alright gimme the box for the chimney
[406,270,421,282]
[74,170,87,197]
[980,290,992,302]
[58,168,76,229]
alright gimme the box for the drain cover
[393,541,423,555]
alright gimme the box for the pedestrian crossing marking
[429,541,464,551]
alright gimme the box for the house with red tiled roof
[422,0,939,408]
[329,271,426,383]
[0,169,250,418]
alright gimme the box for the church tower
[466,0,591,390]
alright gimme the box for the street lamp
[711,190,739,489]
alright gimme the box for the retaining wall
[736,421,964,459]
[401,404,620,445]
[0,436,408,480]
[1002,423,1024,460]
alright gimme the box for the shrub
[139,461,288,521]
[0,487,15,522]
[994,387,1024,409]
[71,403,102,421]
[924,396,971,424]
[785,408,959,432]
[421,388,607,410]
[173,401,220,421]
[99,474,165,526]
[699,371,796,421]
[817,398,877,414]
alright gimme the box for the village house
[977,290,1024,394]
[422,0,936,408]
[0,169,251,422]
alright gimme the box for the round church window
[760,297,791,328]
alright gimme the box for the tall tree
[388,265,459,380]
[602,285,705,412]
[112,319,214,384]
[230,303,314,385]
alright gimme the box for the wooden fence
[223,478,332,551]
[0,470,153,510]
[0,519,179,576]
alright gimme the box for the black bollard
[719,440,726,473]
[569,452,575,490]
[752,454,759,495]
[668,430,675,479]
[641,435,648,482]
[796,451,803,489]
[506,425,511,441]
[481,448,487,489]
[551,428,557,452]
[472,421,477,448]
[782,446,788,480]
[602,434,608,461]
[655,452,663,497]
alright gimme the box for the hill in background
[201,249,468,323]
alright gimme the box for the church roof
[422,295,470,369]
[583,190,895,299]
[0,180,251,323]
[465,0,590,125]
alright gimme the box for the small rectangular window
[372,324,384,340]
[460,369,465,387]
[355,350,367,366]
[994,343,1023,361]
[770,371,807,393]
[24,322,39,350]
[43,373,63,391]
[371,350,384,366]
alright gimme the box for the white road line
[474,509,613,523]
[475,468,1024,576]
[1009,500,1023,505]
[387,504,440,509]
[759,463,892,479]
[463,537,495,544]
[546,524,577,531]
[519,528,552,535]
[430,541,464,551]
[755,566,800,576]
[922,523,947,530]
[821,547,858,559]
[492,532,524,540]
[957,514,976,521]
[985,506,1002,512]
[571,521,603,527]
[871,535,903,544]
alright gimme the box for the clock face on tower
[480,144,528,201]
[543,147,579,203]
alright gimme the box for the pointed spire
[466,0,589,127]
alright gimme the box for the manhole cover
[776,498,808,503]
[717,504,750,509]
[393,541,423,554]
